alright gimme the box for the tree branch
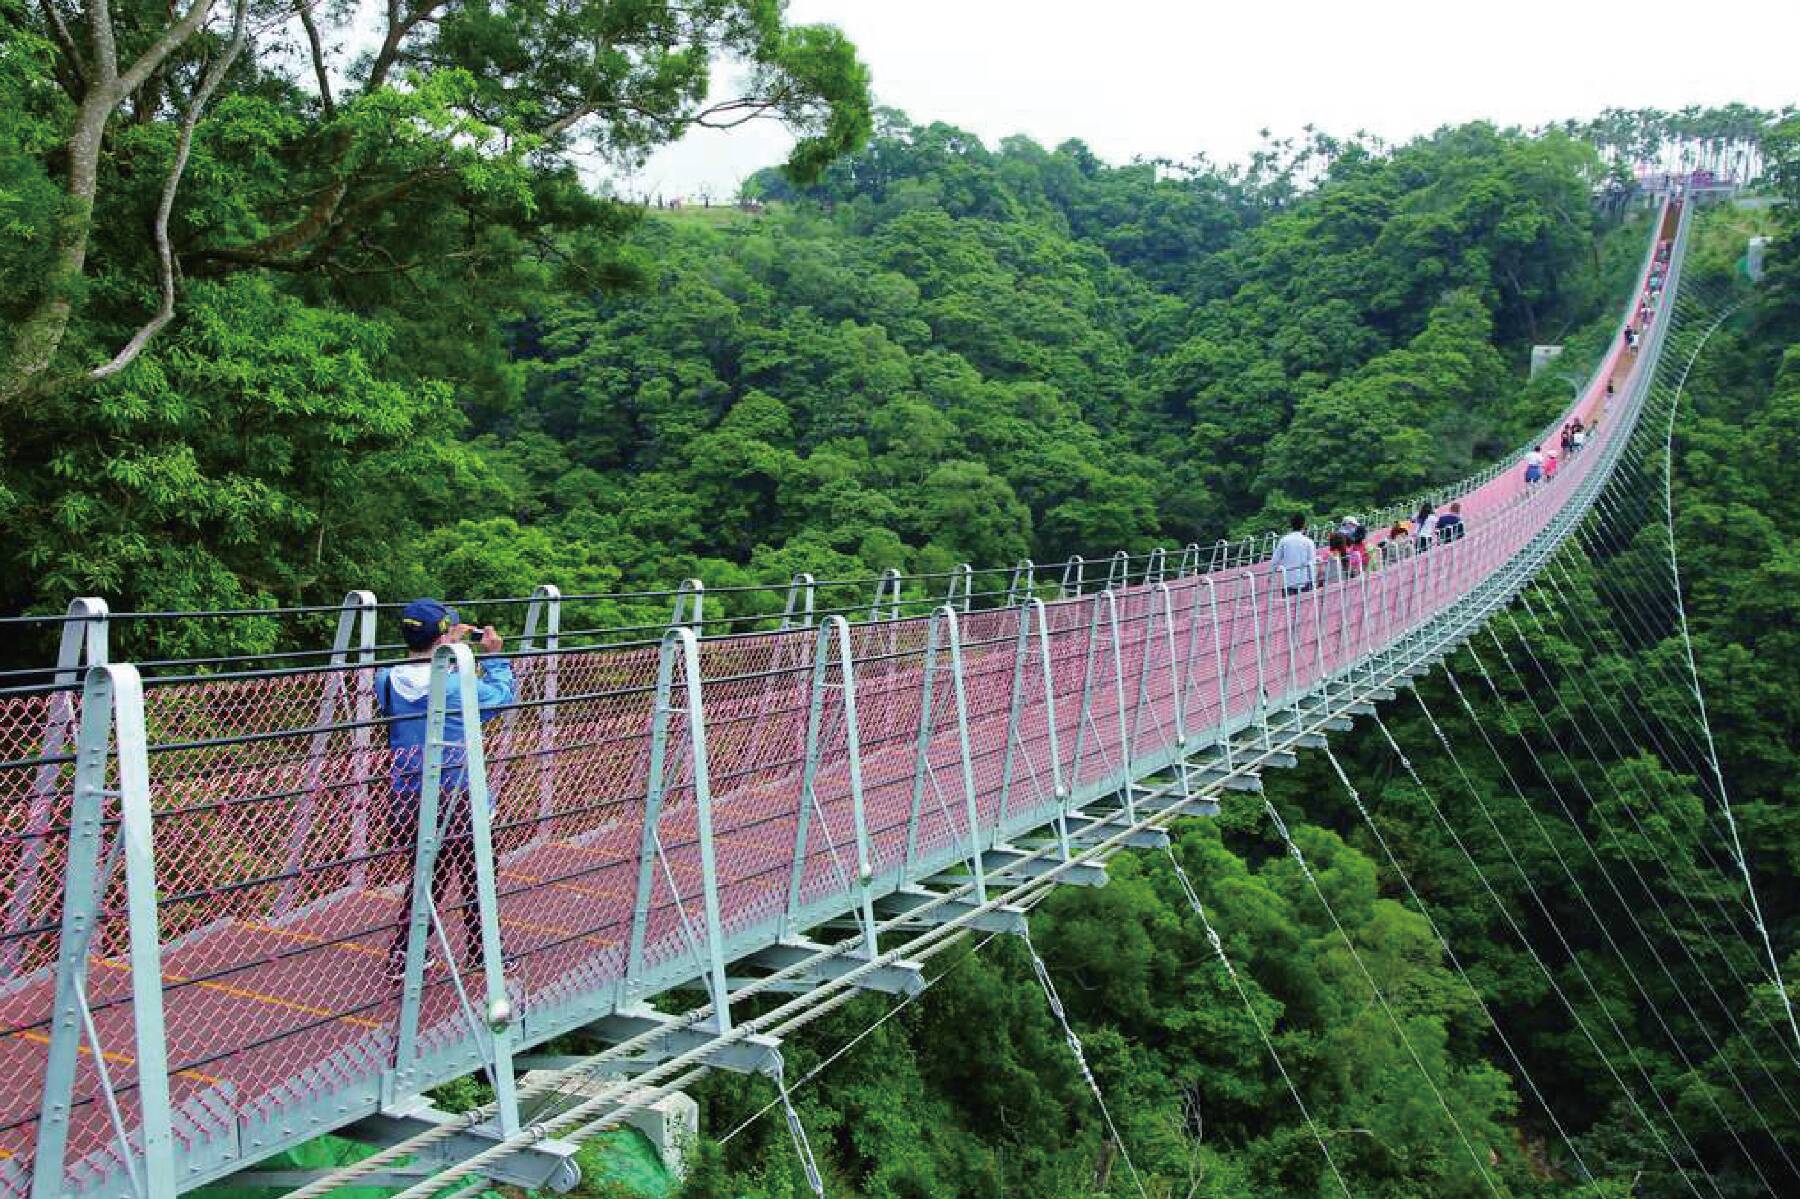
[365,0,445,91]
[37,0,87,98]
[114,0,219,98]
[89,0,118,82]
[87,0,250,384]
[189,164,456,274]
[541,91,791,141]
[292,0,334,117]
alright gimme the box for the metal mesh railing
[0,199,1689,1199]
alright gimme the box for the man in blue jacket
[377,598,516,979]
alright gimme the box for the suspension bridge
[0,189,1773,1198]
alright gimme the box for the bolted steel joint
[487,997,514,1031]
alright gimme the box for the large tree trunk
[1,89,112,405]
[1,0,215,405]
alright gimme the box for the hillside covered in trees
[665,155,1800,1199]
[5,4,1800,1193]
[3,44,1687,634]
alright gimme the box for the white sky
[621,0,1799,200]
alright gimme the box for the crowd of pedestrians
[1268,236,1675,596]
[1269,503,1467,594]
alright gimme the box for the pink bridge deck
[0,204,1683,1196]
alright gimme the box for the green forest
[6,0,1800,1195]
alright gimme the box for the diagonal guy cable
[1652,300,1800,1055]
[1163,843,1357,1198]
[1320,744,1590,1182]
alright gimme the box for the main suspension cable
[1515,581,1800,1077]
[1472,629,1794,1185]
[1653,303,1800,1054]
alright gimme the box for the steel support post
[1403,539,1424,645]
[1381,549,1408,676]
[1317,568,1332,702]
[1103,591,1135,818]
[102,665,178,1197]
[669,578,704,634]
[624,638,678,1004]
[1126,584,1181,770]
[282,590,377,911]
[899,608,986,901]
[1173,578,1207,734]
[780,573,817,631]
[993,601,1037,833]
[391,651,455,1095]
[1353,564,1377,694]
[1155,582,1190,765]
[1310,576,1328,705]
[1124,589,1158,758]
[119,665,177,1198]
[519,584,563,831]
[31,665,123,1199]
[898,609,940,872]
[1242,571,1274,751]
[1059,555,1086,599]
[869,568,903,623]
[901,613,942,872]
[678,628,731,1029]
[1203,578,1233,769]
[1329,569,1352,704]
[1104,550,1130,592]
[7,597,108,974]
[1178,543,1202,578]
[938,606,987,904]
[826,616,879,953]
[1028,599,1074,857]
[1276,581,1299,711]
[1144,546,1167,585]
[945,563,974,612]
[1063,593,1106,799]
[1007,559,1036,607]
[440,643,522,1135]
[625,630,733,1032]
[784,622,829,933]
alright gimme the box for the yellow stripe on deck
[550,839,635,870]
[245,921,386,960]
[97,961,381,1030]
[504,916,620,952]
[10,1029,220,1086]
[500,868,633,904]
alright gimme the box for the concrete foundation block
[521,1071,698,1180]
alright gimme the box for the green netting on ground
[189,1134,504,1199]
[187,1128,671,1199]
[574,1129,674,1198]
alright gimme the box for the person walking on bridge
[377,599,516,980]
[1435,502,1465,544]
[1380,522,1413,568]
[1414,502,1439,547]
[1270,513,1317,595]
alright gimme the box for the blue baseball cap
[400,598,459,649]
